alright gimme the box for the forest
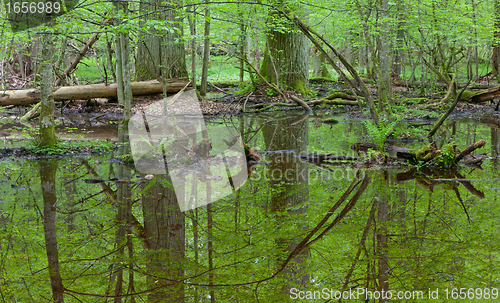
[1,0,500,301]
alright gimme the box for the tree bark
[376,0,393,111]
[200,0,211,96]
[187,6,197,89]
[136,0,188,80]
[492,0,500,81]
[39,32,57,147]
[261,1,309,94]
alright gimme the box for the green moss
[289,78,309,95]
[459,90,477,101]
[309,77,336,84]
[416,144,434,162]
[436,143,457,167]
[39,126,57,148]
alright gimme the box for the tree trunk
[238,4,246,83]
[376,0,393,112]
[261,2,309,94]
[187,6,197,89]
[136,0,188,80]
[200,0,211,96]
[313,51,331,78]
[393,0,406,81]
[493,0,500,82]
[39,32,57,147]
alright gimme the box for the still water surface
[0,113,499,302]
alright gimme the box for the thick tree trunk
[261,3,309,94]
[39,33,57,147]
[136,0,188,80]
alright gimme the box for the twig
[428,79,471,140]
[243,92,253,112]
[208,81,231,95]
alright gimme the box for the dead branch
[282,7,379,126]
[235,55,312,113]
[308,99,358,106]
[454,140,486,163]
[428,80,471,139]
[54,19,110,86]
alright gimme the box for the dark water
[1,113,499,302]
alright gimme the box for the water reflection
[0,115,499,302]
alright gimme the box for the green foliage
[362,118,398,151]
[265,87,277,96]
[435,143,457,168]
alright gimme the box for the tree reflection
[40,159,64,302]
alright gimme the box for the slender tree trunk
[200,0,211,96]
[114,127,132,303]
[39,32,57,147]
[238,4,246,83]
[106,37,116,82]
[377,195,389,293]
[114,1,132,120]
[393,0,406,81]
[187,6,197,89]
[40,160,64,302]
[493,0,500,82]
[377,0,393,112]
[207,203,215,303]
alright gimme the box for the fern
[362,118,399,151]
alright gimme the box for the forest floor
[54,79,500,120]
[1,78,500,158]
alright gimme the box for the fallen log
[454,140,486,163]
[308,99,358,106]
[324,92,357,101]
[467,86,500,103]
[393,81,496,90]
[0,78,190,106]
